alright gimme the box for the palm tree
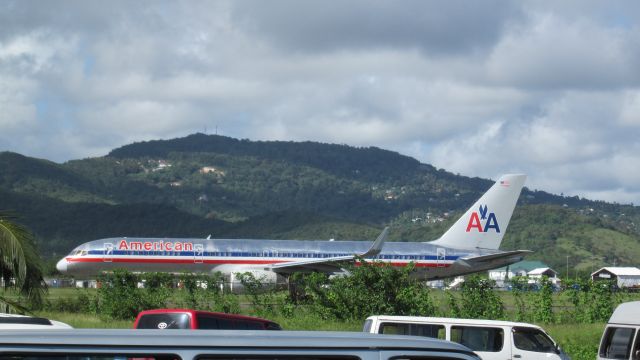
[0,212,46,313]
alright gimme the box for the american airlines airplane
[56,174,529,290]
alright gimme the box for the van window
[378,322,445,339]
[451,326,504,352]
[600,327,636,359]
[137,313,191,329]
[512,327,557,353]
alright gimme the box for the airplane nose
[56,259,67,273]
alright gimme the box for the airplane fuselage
[57,237,519,280]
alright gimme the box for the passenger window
[512,327,557,354]
[451,326,504,352]
[243,321,264,330]
[600,327,636,359]
[379,322,445,340]
[197,316,219,329]
[216,318,234,329]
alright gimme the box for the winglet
[359,227,388,258]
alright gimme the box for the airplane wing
[266,227,389,274]
[455,250,533,268]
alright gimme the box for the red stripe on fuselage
[64,257,452,268]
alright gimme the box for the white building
[591,267,640,288]
[489,261,558,288]
[528,267,560,286]
[489,260,549,281]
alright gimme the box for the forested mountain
[1,133,638,275]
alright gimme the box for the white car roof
[0,313,72,329]
[366,315,544,329]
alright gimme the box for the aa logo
[466,205,500,233]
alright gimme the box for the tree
[0,211,46,312]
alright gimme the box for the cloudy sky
[1,1,640,205]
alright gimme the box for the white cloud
[621,91,640,126]
[0,75,37,131]
[486,12,640,88]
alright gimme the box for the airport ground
[31,287,640,360]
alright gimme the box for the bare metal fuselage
[57,237,523,280]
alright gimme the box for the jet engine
[213,265,286,293]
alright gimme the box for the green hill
[1,133,639,276]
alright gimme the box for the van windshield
[600,327,636,359]
[362,320,372,333]
[512,327,557,353]
[137,313,191,329]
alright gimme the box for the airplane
[56,174,530,291]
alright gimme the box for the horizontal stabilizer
[456,250,532,268]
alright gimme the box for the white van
[598,301,640,360]
[364,315,570,360]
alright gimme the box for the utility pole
[566,255,569,280]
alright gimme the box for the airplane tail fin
[429,174,526,250]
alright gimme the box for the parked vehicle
[598,301,640,359]
[0,313,72,329]
[0,329,481,360]
[133,308,282,330]
[364,315,569,360]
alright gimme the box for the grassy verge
[545,323,603,360]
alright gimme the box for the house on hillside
[200,166,225,176]
[489,260,559,287]
[591,267,640,288]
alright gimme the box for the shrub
[447,275,503,319]
[294,259,435,320]
[95,270,170,320]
